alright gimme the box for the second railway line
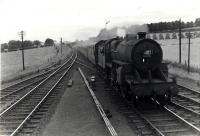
[0,50,73,113]
[0,49,77,136]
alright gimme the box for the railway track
[105,88,200,136]
[173,85,200,110]
[78,68,118,136]
[86,74,200,135]
[0,52,73,113]
[164,84,200,130]
[0,50,77,136]
[77,51,200,135]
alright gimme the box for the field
[156,38,200,69]
[0,45,71,83]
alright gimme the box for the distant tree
[172,33,177,39]
[33,40,41,47]
[165,33,170,39]
[159,33,164,40]
[44,38,54,46]
[23,40,33,49]
[195,18,200,26]
[194,32,198,38]
[147,20,196,32]
[152,34,157,40]
[196,32,200,38]
[185,32,194,39]
[1,43,8,52]
[146,34,151,39]
[8,40,21,50]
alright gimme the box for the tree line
[147,18,200,32]
[1,38,55,52]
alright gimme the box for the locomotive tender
[80,32,178,105]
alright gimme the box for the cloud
[0,0,199,43]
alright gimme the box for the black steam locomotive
[80,32,178,105]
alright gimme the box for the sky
[0,0,199,43]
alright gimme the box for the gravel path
[41,70,110,136]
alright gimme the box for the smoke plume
[116,24,149,37]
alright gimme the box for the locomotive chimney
[138,32,146,39]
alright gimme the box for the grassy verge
[164,59,200,74]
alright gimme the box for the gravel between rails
[41,64,110,136]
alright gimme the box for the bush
[172,33,177,39]
[153,34,157,40]
[159,33,164,40]
[165,33,170,39]
[146,34,151,39]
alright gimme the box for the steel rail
[132,97,200,136]
[177,84,200,95]
[176,94,200,105]
[0,51,74,117]
[0,78,44,100]
[164,106,200,134]
[136,110,165,136]
[75,60,96,72]
[1,63,55,91]
[170,101,200,116]
[10,50,77,136]
[134,105,200,136]
[0,49,72,92]
[78,67,118,136]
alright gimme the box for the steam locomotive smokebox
[111,38,163,71]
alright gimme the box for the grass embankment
[164,60,200,86]
[164,60,200,74]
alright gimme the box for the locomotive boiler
[81,32,178,105]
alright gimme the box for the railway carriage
[80,32,178,105]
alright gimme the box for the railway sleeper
[0,130,13,135]
[165,131,199,136]
[1,116,26,120]
[20,127,34,134]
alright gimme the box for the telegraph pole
[19,31,25,70]
[179,18,182,64]
[187,31,191,73]
[60,37,62,54]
